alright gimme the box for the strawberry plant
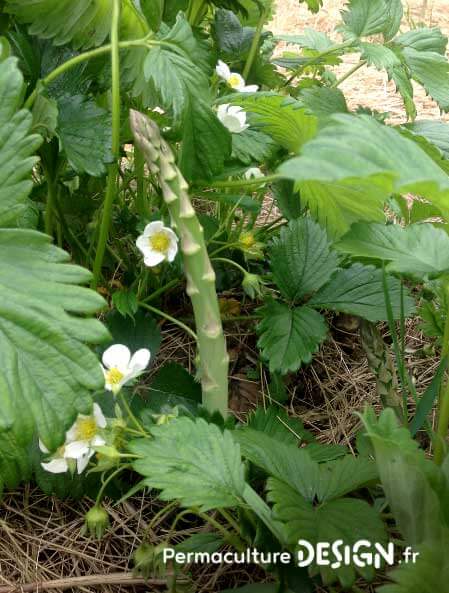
[2,0,449,590]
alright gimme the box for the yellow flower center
[76,418,97,441]
[228,73,242,88]
[149,231,170,253]
[106,367,124,386]
[239,232,255,248]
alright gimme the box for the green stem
[118,391,148,436]
[206,174,280,190]
[95,465,129,506]
[186,0,206,26]
[211,257,247,276]
[141,278,181,304]
[44,172,58,236]
[434,282,449,464]
[138,301,198,342]
[91,0,121,290]
[332,60,366,88]
[242,8,266,80]
[134,145,146,217]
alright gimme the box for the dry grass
[2,1,448,591]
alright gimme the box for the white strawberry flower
[217,104,249,134]
[101,344,151,394]
[215,60,259,93]
[244,167,263,179]
[63,404,108,474]
[39,404,108,475]
[136,221,178,267]
[39,441,70,474]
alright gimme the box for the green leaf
[143,17,209,125]
[269,218,338,302]
[272,180,302,221]
[57,95,112,177]
[130,417,246,511]
[299,87,348,118]
[235,429,377,500]
[309,263,415,322]
[0,56,109,483]
[5,0,149,50]
[179,98,231,181]
[105,309,161,359]
[229,94,317,153]
[31,93,58,139]
[0,230,109,450]
[214,8,254,59]
[111,289,138,320]
[395,27,448,55]
[378,534,449,593]
[300,0,323,13]
[404,120,449,159]
[276,29,335,52]
[340,0,403,40]
[401,47,449,113]
[268,479,387,587]
[361,408,448,545]
[360,43,400,70]
[146,362,202,415]
[0,57,42,227]
[175,532,224,555]
[231,128,277,165]
[336,222,449,279]
[257,301,327,374]
[279,114,449,228]
[410,359,447,436]
[139,0,164,31]
[245,405,314,444]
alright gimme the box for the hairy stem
[206,173,280,189]
[332,60,366,88]
[130,111,229,416]
[91,0,121,290]
[138,301,198,341]
[434,282,449,464]
[243,8,266,80]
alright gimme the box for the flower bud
[133,542,169,579]
[242,272,264,299]
[84,505,110,539]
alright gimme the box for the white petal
[144,251,166,267]
[216,60,231,80]
[228,105,244,116]
[102,344,131,370]
[236,110,247,126]
[92,435,106,447]
[129,348,151,374]
[217,104,230,120]
[65,422,78,443]
[76,453,91,474]
[165,227,179,243]
[245,167,263,179]
[143,221,164,236]
[136,234,151,255]
[221,114,246,133]
[64,440,90,459]
[241,84,259,93]
[41,458,69,474]
[93,403,107,428]
[39,439,49,453]
[167,242,179,262]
